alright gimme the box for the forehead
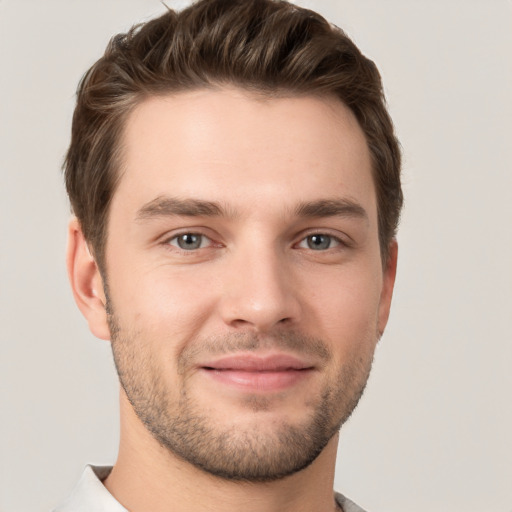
[115,87,375,220]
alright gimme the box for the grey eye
[305,234,336,250]
[172,233,205,250]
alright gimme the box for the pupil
[179,234,200,250]
[308,235,330,250]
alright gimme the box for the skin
[67,87,397,512]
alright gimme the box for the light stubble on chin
[106,297,375,482]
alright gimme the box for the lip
[199,353,315,392]
[202,353,313,371]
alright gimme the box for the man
[55,0,402,510]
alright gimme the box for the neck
[104,390,340,512]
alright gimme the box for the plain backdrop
[1,1,511,511]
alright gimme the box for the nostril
[231,318,251,327]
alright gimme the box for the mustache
[178,330,332,372]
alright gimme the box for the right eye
[167,233,212,251]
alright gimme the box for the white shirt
[53,465,367,512]
[53,466,126,512]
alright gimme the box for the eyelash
[164,232,217,252]
[296,233,344,251]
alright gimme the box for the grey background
[1,1,511,511]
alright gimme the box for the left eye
[168,233,210,251]
[298,234,340,251]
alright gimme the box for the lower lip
[201,368,313,392]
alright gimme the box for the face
[96,88,396,481]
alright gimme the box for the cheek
[308,264,382,355]
[108,264,217,345]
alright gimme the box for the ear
[377,239,398,336]
[66,217,110,340]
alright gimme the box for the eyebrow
[136,196,230,220]
[294,198,368,221]
[135,196,368,222]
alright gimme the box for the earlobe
[66,217,111,341]
[377,239,398,336]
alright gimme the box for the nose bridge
[220,235,300,331]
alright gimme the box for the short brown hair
[64,0,402,271]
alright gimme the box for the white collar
[53,465,126,512]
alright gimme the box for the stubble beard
[107,304,375,483]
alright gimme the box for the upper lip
[200,353,314,372]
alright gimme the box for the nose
[219,244,302,333]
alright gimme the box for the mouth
[199,353,316,392]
